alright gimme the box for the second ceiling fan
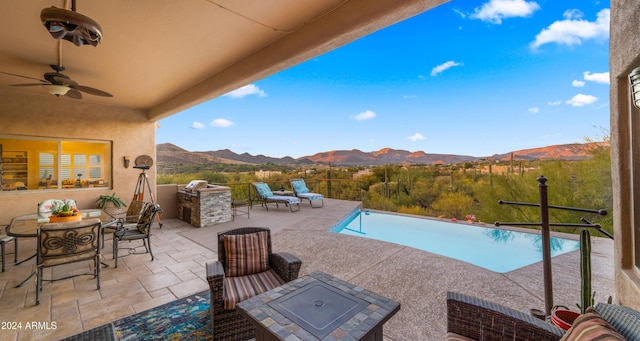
[2,64,112,99]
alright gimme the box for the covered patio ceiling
[0,0,447,121]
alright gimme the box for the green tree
[430,191,474,218]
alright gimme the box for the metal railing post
[538,176,554,316]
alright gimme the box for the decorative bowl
[58,211,75,217]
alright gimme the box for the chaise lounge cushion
[560,307,626,340]
[253,182,274,198]
[222,269,284,310]
[291,180,309,194]
[296,192,324,201]
[223,231,270,277]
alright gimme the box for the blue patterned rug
[112,290,211,341]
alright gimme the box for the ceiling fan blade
[65,89,82,99]
[1,71,47,83]
[9,83,47,87]
[75,85,113,97]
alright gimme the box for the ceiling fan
[1,64,113,99]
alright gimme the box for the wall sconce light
[123,156,130,168]
[630,67,640,109]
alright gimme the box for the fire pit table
[236,270,401,341]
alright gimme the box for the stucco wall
[0,89,157,223]
[610,0,640,308]
[157,184,178,219]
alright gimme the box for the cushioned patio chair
[206,227,302,341]
[36,218,102,305]
[251,182,301,212]
[101,199,145,248]
[112,203,161,268]
[290,178,324,208]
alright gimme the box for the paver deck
[0,198,614,340]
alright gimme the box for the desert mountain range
[156,142,606,166]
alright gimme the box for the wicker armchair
[206,227,302,341]
[446,292,564,341]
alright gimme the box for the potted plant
[96,193,127,217]
[551,305,580,331]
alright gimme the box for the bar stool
[0,225,18,272]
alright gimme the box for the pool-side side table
[236,270,400,341]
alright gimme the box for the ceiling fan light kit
[40,5,102,47]
[45,84,70,97]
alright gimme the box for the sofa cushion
[560,307,626,341]
[223,269,284,310]
[595,303,640,340]
[224,231,269,277]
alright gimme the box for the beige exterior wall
[610,0,640,308]
[0,89,157,223]
[157,184,178,219]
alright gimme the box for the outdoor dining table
[6,209,117,287]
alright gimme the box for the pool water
[330,210,579,273]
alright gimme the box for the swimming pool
[330,210,579,273]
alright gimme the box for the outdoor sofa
[447,291,640,340]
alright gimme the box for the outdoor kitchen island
[176,180,232,227]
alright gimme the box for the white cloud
[192,121,205,129]
[566,94,597,107]
[583,71,610,84]
[210,118,234,127]
[528,107,539,113]
[548,100,562,106]
[408,133,425,142]
[470,0,540,24]
[453,8,467,19]
[352,110,376,121]
[531,9,609,49]
[431,61,463,76]
[572,80,586,87]
[224,84,267,98]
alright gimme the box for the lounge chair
[290,178,324,208]
[251,182,300,212]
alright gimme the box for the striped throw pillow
[560,307,627,341]
[224,231,269,277]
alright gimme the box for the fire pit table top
[237,270,401,340]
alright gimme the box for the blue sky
[157,0,610,159]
